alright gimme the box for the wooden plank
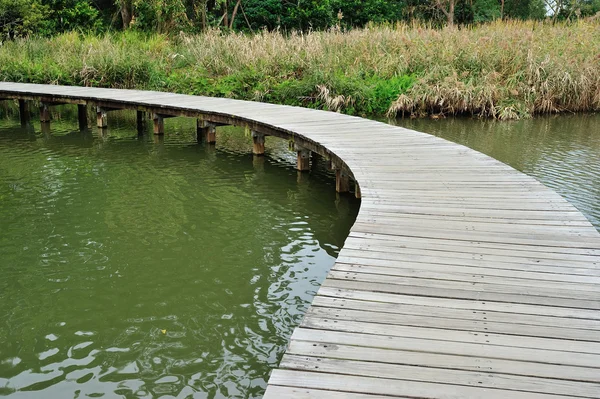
[356,205,591,222]
[348,232,600,256]
[267,370,583,399]
[291,328,600,369]
[355,215,598,236]
[337,252,600,278]
[306,306,600,341]
[332,263,600,295]
[263,386,398,399]
[285,340,600,383]
[301,317,600,355]
[316,287,600,320]
[311,295,600,330]
[349,224,600,249]
[334,258,600,285]
[342,238,600,265]
[327,270,600,303]
[280,355,600,397]
[322,278,600,310]
[338,253,599,278]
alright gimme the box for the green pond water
[1,104,599,399]
[0,105,359,398]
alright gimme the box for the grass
[0,19,598,119]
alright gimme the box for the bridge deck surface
[1,83,599,398]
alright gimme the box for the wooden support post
[355,182,361,199]
[326,159,336,172]
[153,114,164,135]
[252,131,265,155]
[196,118,204,142]
[205,124,216,144]
[296,147,310,171]
[19,99,30,126]
[77,104,87,131]
[197,119,216,144]
[336,169,350,193]
[39,103,51,123]
[137,110,146,134]
[96,107,107,128]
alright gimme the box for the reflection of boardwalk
[2,82,600,398]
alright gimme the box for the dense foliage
[1,0,599,38]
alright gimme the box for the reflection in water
[0,104,359,398]
[394,114,600,231]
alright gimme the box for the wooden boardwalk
[2,82,600,398]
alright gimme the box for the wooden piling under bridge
[1,82,600,398]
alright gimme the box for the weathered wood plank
[333,259,600,285]
[263,386,398,399]
[312,295,600,330]
[280,355,600,397]
[336,253,600,278]
[267,370,583,399]
[348,231,600,255]
[306,306,600,341]
[291,328,600,368]
[286,340,600,383]
[300,317,600,355]
[322,278,600,309]
[317,287,600,320]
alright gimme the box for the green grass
[0,20,598,119]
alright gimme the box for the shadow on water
[0,103,359,398]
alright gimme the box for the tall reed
[0,20,598,119]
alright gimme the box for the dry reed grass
[0,19,598,119]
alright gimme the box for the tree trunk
[448,0,455,26]
[229,0,242,29]
[500,0,505,19]
[201,0,207,31]
[223,0,229,27]
[435,0,456,27]
[119,0,132,29]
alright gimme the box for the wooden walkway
[2,82,600,398]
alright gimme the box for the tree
[330,0,405,27]
[284,0,336,30]
[238,0,282,30]
[114,0,190,32]
[42,0,102,33]
[116,0,133,28]
[503,0,546,19]
[472,0,501,21]
[434,0,456,25]
[229,0,242,29]
[558,0,600,19]
[0,0,48,37]
[544,0,566,20]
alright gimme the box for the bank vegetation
[0,19,598,119]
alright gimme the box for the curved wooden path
[2,82,600,398]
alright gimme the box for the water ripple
[0,106,359,398]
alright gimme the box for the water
[0,105,359,398]
[394,114,600,231]
[2,104,599,399]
